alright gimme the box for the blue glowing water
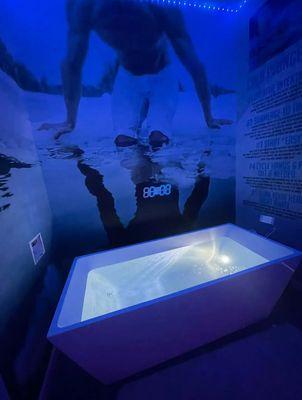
[81,236,267,321]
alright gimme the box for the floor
[39,283,302,400]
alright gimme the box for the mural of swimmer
[77,145,210,246]
[39,0,233,146]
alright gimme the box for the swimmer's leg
[145,65,178,148]
[111,67,144,147]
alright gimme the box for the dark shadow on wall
[0,154,32,213]
[0,259,64,400]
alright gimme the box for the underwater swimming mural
[0,0,236,258]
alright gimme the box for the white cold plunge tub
[48,224,301,383]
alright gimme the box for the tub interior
[81,236,268,322]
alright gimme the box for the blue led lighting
[140,0,249,13]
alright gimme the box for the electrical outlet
[259,215,275,225]
[29,233,45,265]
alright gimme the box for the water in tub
[81,237,268,321]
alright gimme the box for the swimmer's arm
[62,2,91,130]
[77,162,126,245]
[160,7,232,129]
[183,174,210,224]
[39,0,91,138]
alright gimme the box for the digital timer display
[143,184,172,199]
